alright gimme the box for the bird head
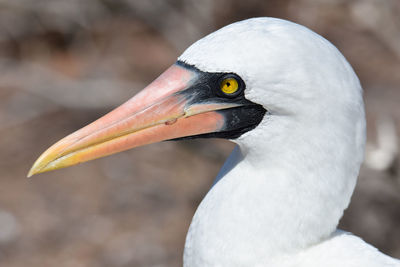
[28,18,365,177]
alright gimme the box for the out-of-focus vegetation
[0,0,399,266]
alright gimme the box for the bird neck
[201,115,364,261]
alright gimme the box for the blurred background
[0,0,399,266]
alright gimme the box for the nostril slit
[165,118,178,125]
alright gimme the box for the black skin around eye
[176,61,246,102]
[171,61,266,140]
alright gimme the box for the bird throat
[184,125,360,265]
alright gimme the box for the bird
[28,18,400,266]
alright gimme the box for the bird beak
[28,63,240,177]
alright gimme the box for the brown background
[0,0,399,266]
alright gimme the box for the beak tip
[27,162,41,178]
[27,169,35,178]
[27,151,51,178]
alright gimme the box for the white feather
[179,18,399,266]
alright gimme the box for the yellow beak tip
[27,170,35,178]
[27,165,40,178]
[27,156,49,178]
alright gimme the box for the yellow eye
[220,77,239,95]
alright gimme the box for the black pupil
[226,82,231,87]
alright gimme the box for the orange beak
[28,64,240,177]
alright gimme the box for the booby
[28,18,399,266]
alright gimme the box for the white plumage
[179,18,400,266]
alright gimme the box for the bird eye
[220,77,239,95]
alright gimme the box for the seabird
[28,18,400,266]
